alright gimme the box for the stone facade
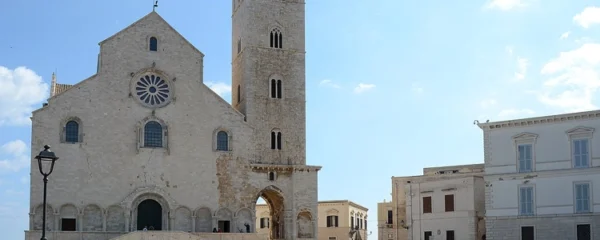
[485,214,600,240]
[26,1,320,239]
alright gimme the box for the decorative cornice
[477,110,600,130]
[248,164,322,172]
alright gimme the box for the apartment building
[256,200,369,240]
[381,164,486,240]
[477,111,600,240]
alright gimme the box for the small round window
[134,73,172,108]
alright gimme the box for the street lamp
[35,145,59,240]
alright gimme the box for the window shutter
[445,194,454,212]
[326,216,331,227]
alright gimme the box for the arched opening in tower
[255,186,285,239]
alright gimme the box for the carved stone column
[124,209,130,232]
[168,210,175,230]
[78,210,84,232]
[102,209,107,231]
[191,213,196,232]
[54,211,60,231]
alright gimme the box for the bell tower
[232,0,306,165]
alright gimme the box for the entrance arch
[255,185,285,239]
[137,199,162,230]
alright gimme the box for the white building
[478,111,600,240]
[390,164,486,240]
[26,1,321,240]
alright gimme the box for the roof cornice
[477,109,600,130]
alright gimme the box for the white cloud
[353,83,376,94]
[0,140,29,173]
[486,0,528,11]
[480,99,497,109]
[319,79,341,89]
[205,81,231,97]
[538,43,600,112]
[411,83,424,94]
[498,108,535,117]
[560,31,570,40]
[573,7,600,29]
[514,57,529,80]
[0,66,49,126]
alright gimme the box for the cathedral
[26,1,320,239]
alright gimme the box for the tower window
[65,120,80,143]
[216,131,229,151]
[237,85,241,103]
[268,172,276,181]
[149,37,158,51]
[237,38,242,54]
[270,130,282,150]
[269,28,282,49]
[144,121,163,147]
[270,79,282,98]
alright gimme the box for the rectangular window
[259,217,269,229]
[521,226,534,240]
[575,183,591,213]
[326,216,338,227]
[577,224,591,240]
[445,194,454,212]
[424,231,432,240]
[387,210,393,224]
[423,196,432,213]
[359,218,363,229]
[61,218,76,231]
[518,144,533,172]
[329,238,337,240]
[573,139,590,168]
[519,186,534,215]
[446,230,455,240]
[351,216,354,229]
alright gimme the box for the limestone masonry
[26,1,320,239]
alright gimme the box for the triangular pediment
[98,11,204,57]
[326,208,339,215]
[512,132,538,140]
[566,126,595,135]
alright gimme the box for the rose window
[135,74,171,107]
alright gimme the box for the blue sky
[2,0,600,238]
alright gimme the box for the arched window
[144,121,163,147]
[65,121,79,143]
[271,130,282,150]
[268,172,276,181]
[270,79,282,99]
[270,28,282,49]
[216,131,229,151]
[149,37,158,51]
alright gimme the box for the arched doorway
[255,186,285,239]
[137,199,162,230]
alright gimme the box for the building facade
[257,200,368,240]
[382,164,485,240]
[478,111,600,240]
[377,201,397,240]
[26,1,321,240]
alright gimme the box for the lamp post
[35,145,59,240]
